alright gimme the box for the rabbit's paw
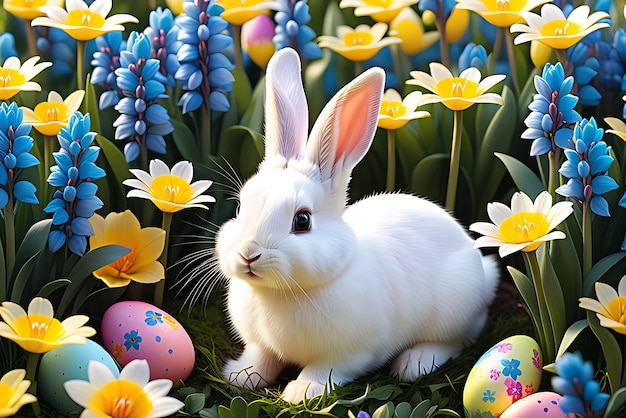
[391,342,463,382]
[222,345,283,390]
[281,380,326,404]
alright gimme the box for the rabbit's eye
[293,210,312,233]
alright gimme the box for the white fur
[216,48,499,403]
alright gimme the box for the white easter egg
[463,335,543,418]
[500,392,566,418]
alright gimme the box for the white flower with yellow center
[64,359,184,418]
[580,276,626,335]
[406,62,506,111]
[339,0,418,23]
[0,297,95,354]
[0,56,51,101]
[317,23,401,62]
[3,0,64,21]
[378,89,430,130]
[0,369,37,417]
[455,0,552,27]
[31,0,139,41]
[21,90,85,136]
[510,3,610,50]
[469,191,574,257]
[124,159,215,213]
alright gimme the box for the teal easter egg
[38,339,119,413]
[463,335,543,418]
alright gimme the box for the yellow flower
[444,7,470,44]
[406,62,506,111]
[510,3,610,50]
[469,191,574,257]
[529,39,553,67]
[378,89,430,130]
[123,159,216,213]
[21,90,85,136]
[217,0,281,26]
[241,14,276,69]
[317,23,401,62]
[64,359,184,418]
[0,297,95,354]
[339,0,418,23]
[0,56,51,101]
[605,117,626,142]
[580,276,626,335]
[165,0,185,15]
[0,369,37,418]
[89,210,166,288]
[31,0,139,42]
[389,7,438,56]
[3,0,63,21]
[455,0,552,27]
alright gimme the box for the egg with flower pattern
[101,301,195,383]
[463,335,543,418]
[500,392,566,418]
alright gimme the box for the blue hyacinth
[0,102,39,210]
[174,0,234,114]
[144,7,181,88]
[36,27,76,79]
[521,62,582,156]
[459,43,487,73]
[566,42,602,107]
[556,117,618,217]
[418,0,456,21]
[273,0,322,61]
[552,351,609,418]
[0,33,18,62]
[113,31,173,163]
[91,32,127,109]
[44,112,105,256]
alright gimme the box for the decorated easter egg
[101,300,195,383]
[500,392,565,418]
[38,339,119,413]
[463,335,543,418]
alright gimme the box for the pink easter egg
[500,392,566,418]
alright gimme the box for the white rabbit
[217,48,499,404]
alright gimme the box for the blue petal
[48,230,67,252]
[556,179,583,199]
[590,196,611,217]
[124,142,140,162]
[591,154,613,175]
[209,67,234,89]
[76,181,98,199]
[68,234,87,256]
[178,91,203,113]
[52,208,70,225]
[529,137,551,156]
[13,181,38,204]
[16,153,39,169]
[71,217,94,236]
[0,189,8,209]
[99,90,121,109]
[75,197,103,217]
[209,90,230,112]
[591,175,618,195]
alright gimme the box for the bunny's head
[216,48,384,291]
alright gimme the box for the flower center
[0,69,25,88]
[67,9,106,28]
[150,174,193,204]
[380,100,406,118]
[485,0,525,11]
[87,380,152,418]
[13,314,64,341]
[498,211,550,245]
[540,19,582,36]
[20,0,47,7]
[435,77,480,98]
[113,253,135,274]
[607,296,626,325]
[34,102,67,122]
[344,31,374,46]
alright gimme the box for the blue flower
[144,7,181,88]
[556,117,618,217]
[501,358,522,380]
[44,112,105,256]
[91,32,127,109]
[123,329,142,351]
[273,0,322,61]
[418,0,456,21]
[174,0,235,113]
[36,27,76,79]
[521,62,582,156]
[0,102,39,210]
[113,31,173,163]
[0,33,18,62]
[459,42,487,73]
[552,351,609,417]
[145,310,164,326]
[482,390,496,403]
[566,42,602,107]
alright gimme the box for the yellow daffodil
[64,359,184,418]
[217,0,281,26]
[407,62,506,111]
[529,39,553,67]
[580,276,626,335]
[389,7,439,56]
[420,8,470,44]
[3,0,63,21]
[123,159,216,213]
[31,0,139,41]
[165,0,185,15]
[89,210,166,288]
[455,0,552,27]
[0,369,37,418]
[21,90,85,136]
[469,191,574,257]
[241,14,276,69]
[605,117,626,142]
[0,56,51,100]
[510,3,610,50]
[339,0,418,23]
[378,89,430,130]
[0,297,95,354]
[317,23,402,62]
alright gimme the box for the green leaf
[184,393,207,414]
[94,133,129,205]
[240,75,266,133]
[37,278,70,298]
[372,402,394,418]
[0,234,5,301]
[171,117,202,163]
[494,152,544,197]
[538,248,566,356]
[218,125,264,180]
[231,68,252,120]
[554,319,589,361]
[12,219,51,281]
[507,266,542,346]
[394,402,412,418]
[587,311,622,393]
[10,252,41,303]
[549,224,582,324]
[84,73,102,133]
[366,385,403,401]
[604,387,626,417]
[583,252,626,295]
[410,400,432,418]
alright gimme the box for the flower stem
[4,201,15,282]
[582,202,592,277]
[154,211,173,308]
[386,129,396,192]
[201,104,212,160]
[26,352,42,417]
[555,48,567,67]
[231,24,244,74]
[76,40,86,90]
[436,19,450,68]
[504,28,520,96]
[24,21,38,58]
[445,110,463,212]
[547,148,562,198]
[525,250,555,363]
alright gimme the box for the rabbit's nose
[238,252,261,265]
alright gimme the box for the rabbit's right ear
[263,48,309,162]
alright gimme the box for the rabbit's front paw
[281,380,326,404]
[223,358,269,389]
[222,345,283,389]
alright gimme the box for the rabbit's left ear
[305,67,385,185]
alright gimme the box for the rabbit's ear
[305,67,384,184]
[264,48,309,162]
